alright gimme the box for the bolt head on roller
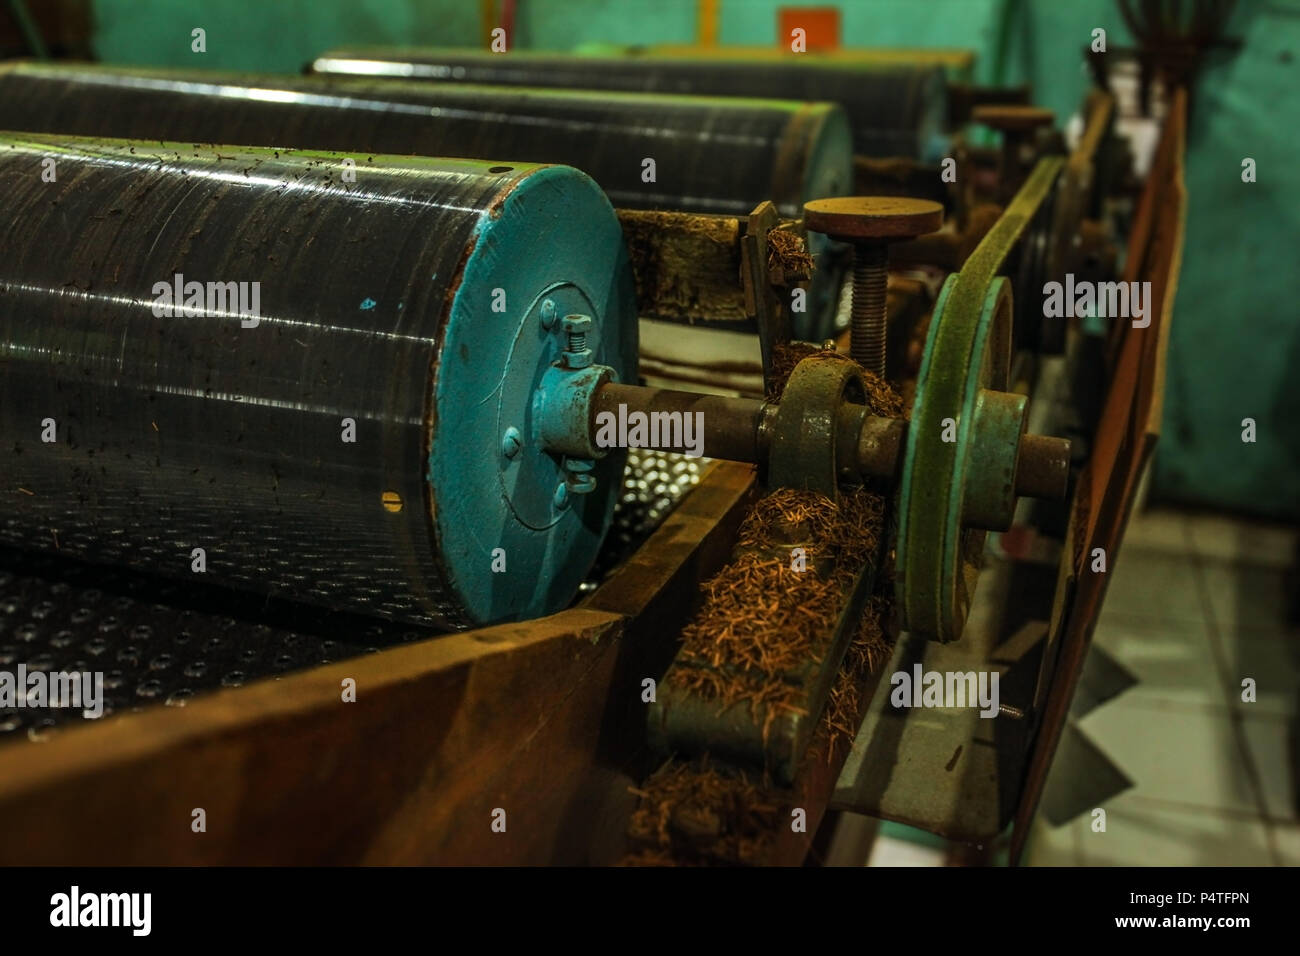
[803,196,944,242]
[561,314,592,334]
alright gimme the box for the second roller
[0,61,851,337]
[0,61,850,222]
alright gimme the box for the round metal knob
[803,196,944,241]
[803,196,943,378]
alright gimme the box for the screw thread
[567,330,587,352]
[851,244,888,377]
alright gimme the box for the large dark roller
[0,133,638,630]
[310,47,949,161]
[0,61,851,221]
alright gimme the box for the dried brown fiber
[765,340,822,399]
[625,758,778,866]
[765,227,814,279]
[672,485,885,718]
[624,361,903,865]
[822,595,894,757]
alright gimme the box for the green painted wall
[87,0,1298,518]
[1151,7,1299,520]
[91,0,479,70]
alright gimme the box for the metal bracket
[766,353,868,499]
[741,200,788,397]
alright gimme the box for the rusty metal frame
[1008,87,1187,863]
[831,90,1184,846]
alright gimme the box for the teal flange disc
[430,165,637,626]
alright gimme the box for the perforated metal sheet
[587,449,707,582]
[0,448,704,744]
[0,548,410,742]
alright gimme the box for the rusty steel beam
[1009,88,1187,865]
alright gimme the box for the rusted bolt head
[803,196,944,243]
[561,313,592,334]
[973,104,1055,132]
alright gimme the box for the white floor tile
[1199,563,1293,635]
[1271,823,1300,864]
[1215,628,1299,718]
[1123,508,1191,554]
[1186,513,1298,568]
[866,835,945,867]
[1042,507,1296,865]
[1024,816,1082,867]
[1239,714,1297,823]
[1077,700,1261,815]
[1079,792,1273,866]
[1101,551,1204,627]
[1092,613,1224,710]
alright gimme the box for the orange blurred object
[778,6,841,51]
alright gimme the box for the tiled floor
[1027,506,1299,866]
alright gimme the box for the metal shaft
[851,243,889,376]
[593,382,1069,500]
[591,383,768,464]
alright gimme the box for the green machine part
[897,158,1065,643]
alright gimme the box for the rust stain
[486,165,537,221]
[945,744,963,772]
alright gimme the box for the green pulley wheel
[896,275,1029,642]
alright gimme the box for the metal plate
[0,549,413,741]
[0,447,705,744]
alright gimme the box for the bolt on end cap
[803,196,944,241]
[562,313,592,333]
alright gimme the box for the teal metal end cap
[430,165,638,626]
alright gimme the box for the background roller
[0,61,852,222]
[0,134,637,630]
[311,46,949,161]
[0,62,850,337]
